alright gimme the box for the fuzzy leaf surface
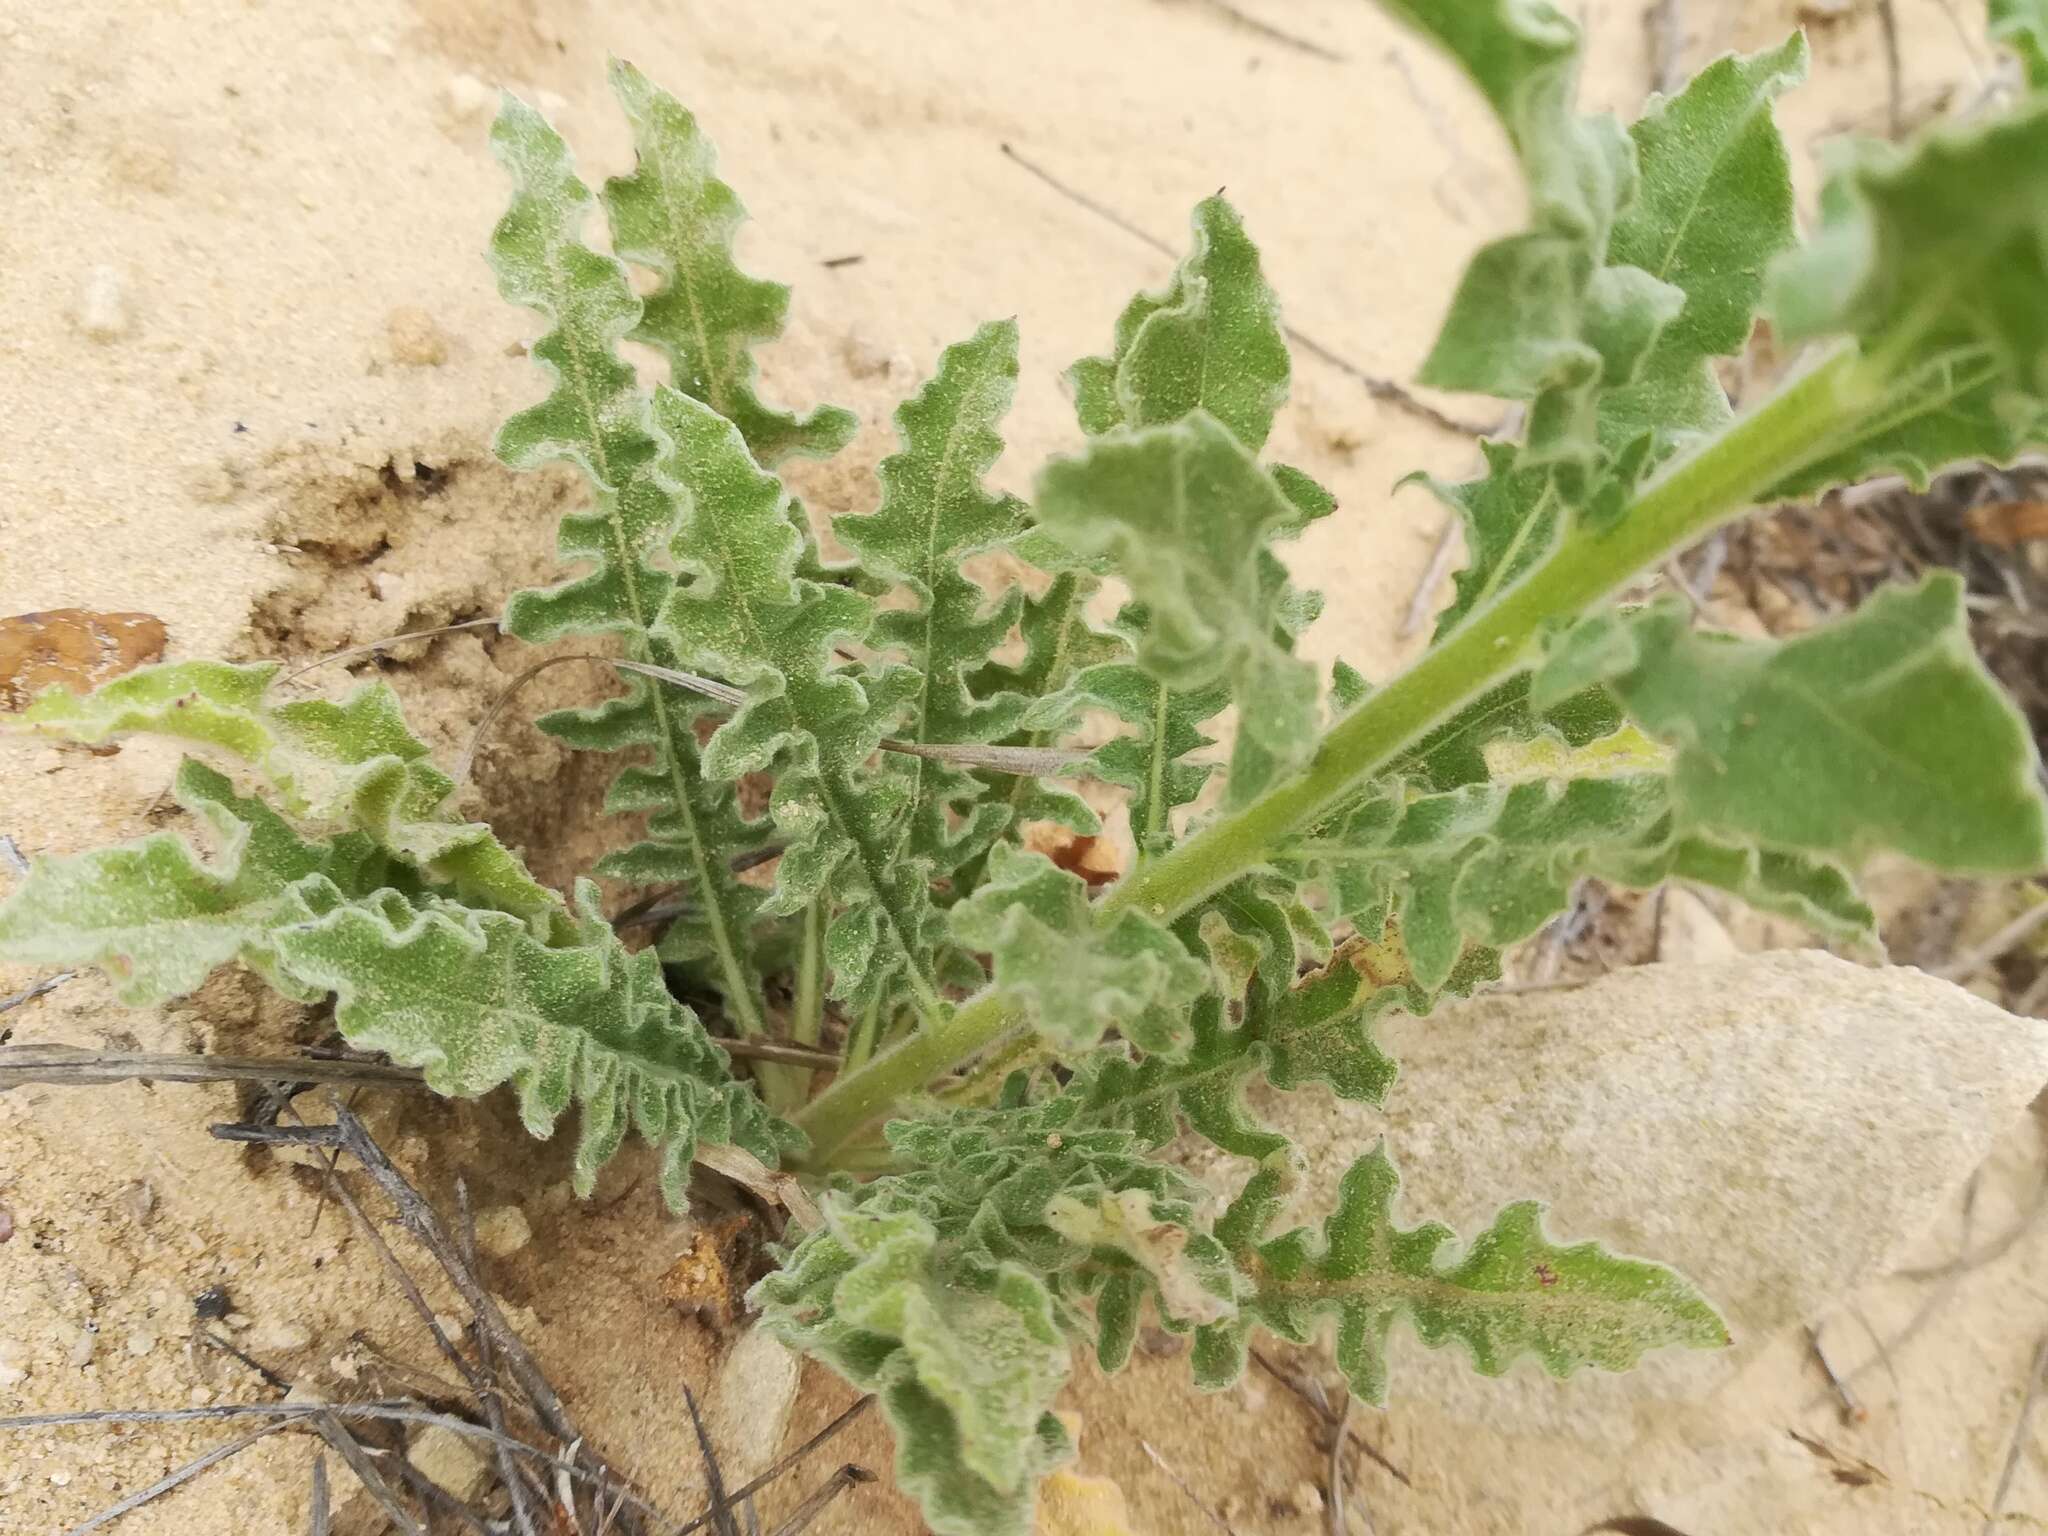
[1769,99,2048,492]
[487,90,772,1027]
[10,660,564,936]
[835,321,1032,884]
[752,1102,1235,1536]
[0,759,391,1005]
[1194,1145,1728,1402]
[1036,413,1318,799]
[273,882,798,1204]
[603,61,855,465]
[1535,576,2048,873]
[950,845,1208,1056]
[654,386,944,1018]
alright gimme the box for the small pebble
[117,1180,155,1226]
[0,1344,26,1389]
[386,306,449,367]
[249,1319,311,1353]
[1292,1481,1325,1516]
[68,1325,98,1368]
[48,1471,70,1488]
[74,265,131,342]
[192,1286,231,1322]
[124,1332,156,1359]
[442,72,491,121]
[0,1203,13,1243]
[474,1205,532,1258]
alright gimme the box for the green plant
[6,3,2048,1531]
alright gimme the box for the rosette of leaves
[10,9,2048,1536]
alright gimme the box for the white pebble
[74,265,130,342]
[124,1331,156,1359]
[474,1205,532,1258]
[443,73,492,121]
[249,1319,311,1353]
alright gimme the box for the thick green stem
[793,344,1876,1166]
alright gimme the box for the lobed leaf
[753,1103,1235,1536]
[489,88,779,1031]
[9,660,565,937]
[604,60,856,467]
[0,759,391,1006]
[949,844,1208,1056]
[834,321,1034,886]
[1036,413,1320,803]
[1193,1144,1728,1403]
[654,385,946,1019]
[273,882,799,1205]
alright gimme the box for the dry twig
[1983,1337,2048,1533]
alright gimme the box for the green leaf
[273,882,798,1204]
[949,845,1208,1055]
[9,661,566,938]
[1993,0,2048,87]
[753,1103,1236,1536]
[1601,35,1808,450]
[1067,196,1291,453]
[0,759,383,1006]
[1536,574,2048,873]
[487,89,773,1030]
[1194,1144,1728,1402]
[653,386,947,1019]
[1767,99,2048,490]
[1036,413,1319,803]
[602,60,855,466]
[834,321,1033,885]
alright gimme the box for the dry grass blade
[314,1411,426,1536]
[1140,1441,1238,1536]
[0,1046,426,1091]
[1938,891,2048,981]
[767,1465,876,1536]
[1983,1337,2048,1534]
[682,1383,740,1536]
[64,1421,290,1535]
[309,1452,331,1536]
[0,970,75,1016]
[671,1396,877,1536]
[994,141,1494,437]
[457,1179,547,1536]
[279,616,504,685]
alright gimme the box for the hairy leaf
[0,759,390,1005]
[835,321,1033,885]
[1194,1144,1728,1402]
[604,60,856,466]
[950,845,1207,1055]
[1769,98,2048,491]
[9,660,564,937]
[1036,413,1319,800]
[1534,575,2048,873]
[1602,35,1808,451]
[654,386,946,1019]
[274,882,798,1204]
[488,91,772,1029]
[1993,0,2048,87]
[753,1103,1235,1536]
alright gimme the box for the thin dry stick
[1937,891,2048,981]
[195,1327,294,1393]
[1141,1441,1239,1536]
[1185,0,1346,62]
[309,1453,331,1536]
[65,1422,290,1536]
[994,141,1494,437]
[1250,1349,1412,1487]
[0,1039,842,1089]
[0,833,30,876]
[1983,1337,2048,1534]
[1876,0,1904,140]
[0,971,74,1016]
[314,1411,426,1536]
[1327,1392,1368,1536]
[1806,1324,1864,1424]
[457,1179,546,1536]
[682,1384,741,1536]
[280,617,504,685]
[767,1465,876,1536]
[0,1047,425,1091]
[670,1396,878,1536]
[1398,516,1462,640]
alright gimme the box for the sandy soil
[2,0,2042,1532]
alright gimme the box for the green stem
[763,899,827,1115]
[793,343,1876,1166]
